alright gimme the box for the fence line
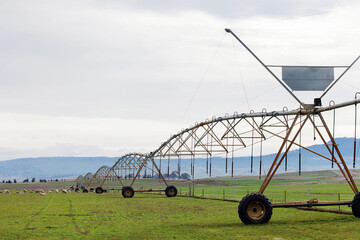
[175,185,354,209]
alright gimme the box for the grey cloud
[119,0,348,19]
[0,0,359,140]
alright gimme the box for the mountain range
[0,137,359,181]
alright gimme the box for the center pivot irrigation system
[78,29,360,224]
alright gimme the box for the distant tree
[31,178,35,183]
[55,179,58,182]
[6,180,12,184]
[169,171,179,179]
[13,179,17,183]
[124,174,133,179]
[180,173,191,180]
[23,178,29,183]
[1,180,4,183]
[143,173,153,179]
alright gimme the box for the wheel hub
[247,201,266,220]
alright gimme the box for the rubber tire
[238,193,273,224]
[122,186,135,198]
[165,186,178,197]
[89,188,94,192]
[95,187,103,194]
[352,192,360,217]
[75,188,79,193]
[83,189,88,193]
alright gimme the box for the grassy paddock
[0,188,359,239]
[1,171,360,239]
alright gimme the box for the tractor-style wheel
[95,187,103,194]
[75,188,79,193]
[165,186,178,197]
[238,193,272,224]
[83,189,88,193]
[352,192,360,217]
[122,186,135,198]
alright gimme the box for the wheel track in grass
[24,193,53,230]
[66,195,90,235]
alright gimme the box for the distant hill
[0,137,359,181]
[153,137,360,178]
[0,157,117,181]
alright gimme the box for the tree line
[1,178,60,183]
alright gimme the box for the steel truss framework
[77,28,360,224]
[76,172,93,190]
[83,153,168,190]
[81,98,360,194]
[140,99,360,193]
[87,165,114,188]
[75,175,83,187]
[78,96,360,223]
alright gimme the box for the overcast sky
[0,0,360,161]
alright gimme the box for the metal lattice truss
[139,99,360,193]
[153,110,294,158]
[84,153,167,188]
[79,98,360,194]
[76,175,84,186]
[112,153,148,171]
[76,172,93,188]
[87,165,115,187]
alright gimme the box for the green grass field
[0,191,359,240]
[1,170,360,239]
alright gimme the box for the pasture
[0,191,359,240]
[1,171,360,239]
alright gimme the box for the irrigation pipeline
[150,190,354,216]
[150,98,360,158]
[80,97,360,190]
[296,207,353,215]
